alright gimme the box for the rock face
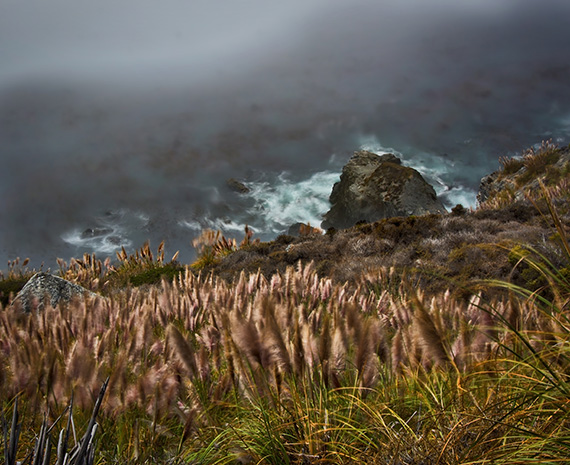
[321,151,446,230]
[477,171,501,205]
[11,272,98,313]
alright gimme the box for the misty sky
[2,0,570,265]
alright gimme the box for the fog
[2,0,570,266]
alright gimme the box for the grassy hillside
[2,142,570,464]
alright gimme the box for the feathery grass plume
[291,316,306,377]
[300,319,318,373]
[330,320,348,375]
[353,319,382,390]
[390,331,405,374]
[57,253,111,291]
[191,229,241,270]
[411,293,450,367]
[230,314,266,370]
[166,324,197,379]
[498,154,524,176]
[260,301,292,376]
[534,179,570,262]
[7,229,570,462]
[106,240,181,289]
[240,224,259,248]
[317,311,331,366]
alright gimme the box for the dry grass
[2,255,570,463]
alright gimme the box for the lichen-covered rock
[321,151,446,230]
[11,272,98,313]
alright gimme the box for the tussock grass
[483,139,569,210]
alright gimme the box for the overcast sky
[0,0,535,87]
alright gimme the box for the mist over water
[2,0,570,267]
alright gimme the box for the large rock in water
[11,272,98,313]
[321,151,446,230]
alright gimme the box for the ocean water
[2,0,570,268]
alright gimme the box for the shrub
[128,262,183,287]
[0,276,29,307]
[498,155,524,176]
[105,240,181,289]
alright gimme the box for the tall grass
[2,197,570,462]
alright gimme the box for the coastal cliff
[203,142,570,294]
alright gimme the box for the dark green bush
[0,277,29,307]
[128,262,183,287]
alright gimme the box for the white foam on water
[179,170,340,236]
[358,134,404,158]
[61,209,148,255]
[243,170,341,233]
[179,217,247,234]
[438,186,478,209]
[61,229,132,254]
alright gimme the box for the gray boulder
[321,151,446,230]
[11,272,98,313]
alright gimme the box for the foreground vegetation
[3,253,570,463]
[2,143,570,464]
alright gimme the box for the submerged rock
[321,151,446,230]
[226,178,250,194]
[80,227,113,239]
[11,272,99,313]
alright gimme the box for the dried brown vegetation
[208,204,569,298]
[483,140,570,209]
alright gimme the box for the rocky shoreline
[4,142,570,306]
[207,142,570,293]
